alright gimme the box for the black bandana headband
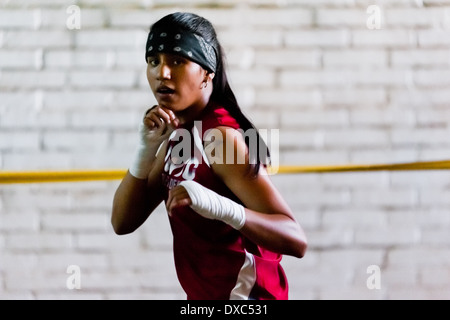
[145,27,217,73]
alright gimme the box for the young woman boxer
[112,12,307,300]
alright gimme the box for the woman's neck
[176,87,213,124]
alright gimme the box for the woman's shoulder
[201,102,240,131]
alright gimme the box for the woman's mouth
[156,85,176,96]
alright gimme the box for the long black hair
[149,12,271,177]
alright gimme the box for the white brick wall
[1,0,450,301]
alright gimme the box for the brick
[351,148,418,165]
[391,49,450,68]
[279,130,319,149]
[382,267,418,287]
[418,147,450,162]
[71,151,132,169]
[71,111,136,129]
[280,69,411,88]
[417,109,450,127]
[280,149,349,165]
[279,70,348,87]
[281,110,350,128]
[0,51,36,69]
[390,89,450,108]
[40,8,105,29]
[352,189,418,208]
[0,130,40,151]
[0,110,68,129]
[285,29,349,48]
[113,90,156,109]
[352,30,416,48]
[418,30,450,47]
[389,288,450,300]
[255,49,320,68]
[45,50,112,69]
[0,10,35,29]
[323,128,390,148]
[110,130,138,151]
[284,188,351,207]
[41,213,109,232]
[6,233,73,250]
[306,228,355,249]
[320,287,386,300]
[0,92,35,110]
[246,8,313,27]
[385,8,447,27]
[255,89,321,108]
[228,68,276,87]
[243,109,279,129]
[44,90,115,110]
[317,9,368,27]
[391,170,450,188]
[355,226,421,246]
[420,189,450,206]
[323,49,387,68]
[42,130,109,151]
[414,70,450,87]
[75,30,147,49]
[323,208,388,228]
[1,152,72,170]
[2,188,69,210]
[0,212,40,232]
[3,0,81,8]
[389,209,450,229]
[350,109,415,127]
[115,50,144,68]
[0,253,39,273]
[392,128,450,146]
[68,71,136,88]
[0,71,66,89]
[321,249,385,272]
[322,171,390,188]
[421,267,450,288]
[389,248,450,267]
[109,9,159,28]
[219,29,283,48]
[1,30,72,48]
[323,88,387,106]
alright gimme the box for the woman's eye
[148,58,159,66]
[173,58,186,66]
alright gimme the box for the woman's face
[147,53,209,113]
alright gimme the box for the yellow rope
[0,160,449,184]
[0,169,127,184]
[271,160,450,174]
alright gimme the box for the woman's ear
[201,72,215,89]
[204,71,215,83]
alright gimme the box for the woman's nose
[157,62,171,80]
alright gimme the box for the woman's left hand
[166,185,192,216]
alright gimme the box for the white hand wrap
[129,122,158,179]
[179,180,246,230]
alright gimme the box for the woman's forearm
[111,171,163,235]
[240,209,308,258]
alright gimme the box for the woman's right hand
[141,105,180,146]
[129,105,179,179]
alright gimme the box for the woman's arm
[167,126,307,258]
[111,106,177,235]
[111,145,166,235]
[230,169,307,258]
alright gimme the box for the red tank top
[161,102,288,300]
